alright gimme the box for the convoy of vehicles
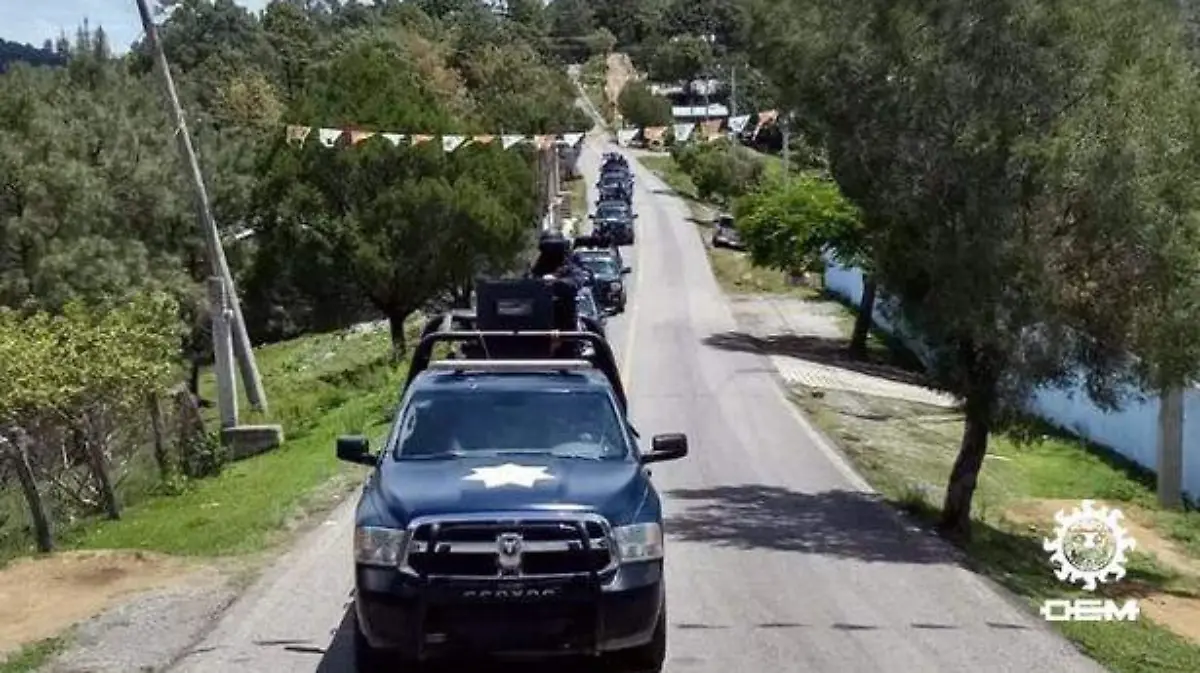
[340,273,687,672]
[591,153,638,246]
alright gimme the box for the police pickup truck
[340,278,687,671]
[574,234,630,314]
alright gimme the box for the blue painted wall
[823,260,1200,499]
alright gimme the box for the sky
[1,1,270,52]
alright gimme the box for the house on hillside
[651,78,730,124]
[672,104,729,123]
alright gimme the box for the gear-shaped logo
[1043,499,1136,591]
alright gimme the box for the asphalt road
[168,140,1106,673]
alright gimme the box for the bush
[0,292,183,551]
[734,173,863,275]
[617,80,673,128]
[672,140,766,205]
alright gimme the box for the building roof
[672,104,730,119]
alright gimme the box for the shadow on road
[665,485,951,564]
[315,607,651,673]
[702,331,933,390]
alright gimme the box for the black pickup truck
[590,201,637,246]
[340,279,687,672]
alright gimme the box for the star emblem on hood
[463,463,556,488]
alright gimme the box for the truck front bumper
[355,560,663,659]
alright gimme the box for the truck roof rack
[406,330,627,411]
[427,359,594,373]
[572,234,615,249]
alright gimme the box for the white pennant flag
[561,132,584,147]
[616,128,639,146]
[728,115,752,134]
[442,135,466,153]
[317,128,342,147]
[381,133,405,146]
[672,123,695,143]
[501,134,526,149]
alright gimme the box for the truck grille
[403,517,612,578]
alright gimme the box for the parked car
[711,214,744,250]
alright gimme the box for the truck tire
[614,609,666,672]
[353,620,385,673]
[353,614,423,672]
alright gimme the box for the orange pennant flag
[757,110,778,125]
[701,119,723,141]
[534,134,554,150]
[410,134,435,146]
[348,130,375,145]
[285,125,312,145]
[471,135,496,145]
[643,126,667,142]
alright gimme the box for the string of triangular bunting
[284,109,781,152]
[285,125,587,151]
[614,109,781,147]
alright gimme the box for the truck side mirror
[336,435,377,466]
[643,433,688,463]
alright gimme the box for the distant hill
[0,38,65,71]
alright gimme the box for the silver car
[711,214,745,250]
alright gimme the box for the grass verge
[780,295,1200,672]
[0,638,65,673]
[0,321,410,563]
[72,324,409,557]
[640,154,816,297]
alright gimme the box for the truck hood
[371,454,646,525]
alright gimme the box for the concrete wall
[823,260,1200,499]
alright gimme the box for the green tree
[751,0,1200,539]
[672,140,764,205]
[0,293,180,550]
[735,174,875,355]
[254,26,545,357]
[617,80,672,127]
[591,0,669,51]
[647,34,713,83]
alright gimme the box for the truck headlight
[609,281,622,292]
[355,526,407,567]
[614,523,664,562]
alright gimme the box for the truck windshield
[394,387,629,460]
[578,257,619,276]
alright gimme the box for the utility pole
[1157,386,1185,509]
[134,0,268,412]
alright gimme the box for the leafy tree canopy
[748,0,1200,538]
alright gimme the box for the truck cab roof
[408,367,613,395]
